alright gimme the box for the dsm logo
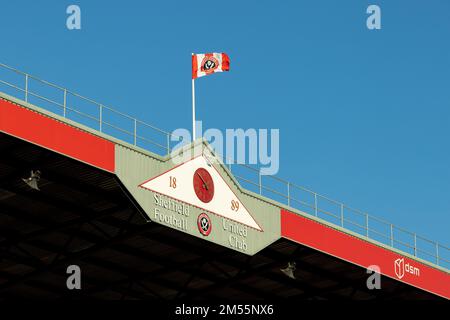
[394,258,420,279]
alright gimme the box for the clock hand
[196,172,209,190]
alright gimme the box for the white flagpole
[192,53,196,141]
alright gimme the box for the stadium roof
[0,63,449,300]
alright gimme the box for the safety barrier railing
[0,62,448,270]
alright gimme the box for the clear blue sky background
[1,1,449,255]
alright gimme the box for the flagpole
[192,53,196,142]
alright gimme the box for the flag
[192,53,230,79]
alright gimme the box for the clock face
[193,168,215,203]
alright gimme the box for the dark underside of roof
[0,132,442,300]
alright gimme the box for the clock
[193,168,215,203]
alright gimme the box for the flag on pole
[192,53,230,79]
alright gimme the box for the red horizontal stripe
[0,98,115,172]
[281,209,450,299]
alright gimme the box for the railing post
[436,242,439,265]
[63,89,67,118]
[366,214,369,237]
[314,193,318,216]
[414,234,417,257]
[258,171,262,195]
[340,203,344,227]
[24,74,29,102]
[134,119,137,145]
[390,224,394,247]
[166,133,170,155]
[99,104,103,132]
[287,182,291,207]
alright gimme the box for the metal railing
[0,62,448,270]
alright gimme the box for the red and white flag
[192,53,230,79]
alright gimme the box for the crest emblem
[197,213,212,236]
[201,56,219,74]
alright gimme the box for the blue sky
[1,1,449,257]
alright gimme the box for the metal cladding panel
[115,143,281,256]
